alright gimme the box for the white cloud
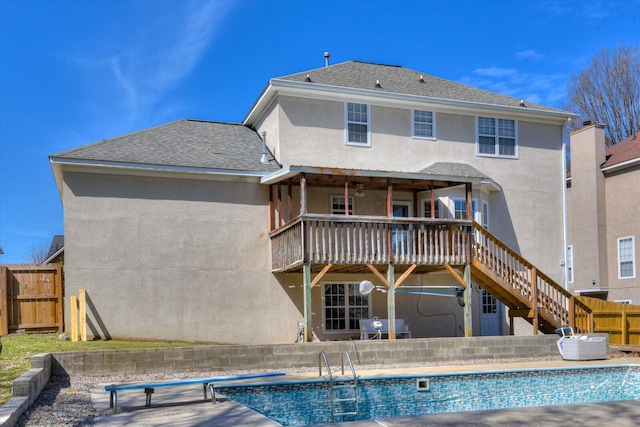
[71,1,231,128]
[515,50,544,60]
[460,69,568,108]
[473,68,517,78]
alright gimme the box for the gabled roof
[245,61,576,125]
[51,119,279,173]
[601,131,640,170]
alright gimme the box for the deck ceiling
[284,173,464,193]
[277,262,459,276]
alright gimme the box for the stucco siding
[62,171,301,344]
[605,166,640,301]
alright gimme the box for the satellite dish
[359,280,375,295]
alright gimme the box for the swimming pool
[215,365,640,426]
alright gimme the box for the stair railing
[472,221,592,333]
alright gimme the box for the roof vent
[583,120,593,126]
[519,100,526,107]
[324,52,330,67]
[419,75,424,83]
[305,74,312,82]
[376,79,381,88]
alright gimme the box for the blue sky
[0,0,638,263]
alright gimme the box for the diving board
[105,371,286,414]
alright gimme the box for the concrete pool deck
[91,357,640,426]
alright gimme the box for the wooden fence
[0,264,63,335]
[578,296,640,345]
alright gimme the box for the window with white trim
[567,245,574,284]
[422,198,440,219]
[345,102,370,146]
[482,201,489,229]
[331,195,354,215]
[477,117,517,158]
[452,198,478,220]
[413,110,435,139]
[618,236,636,279]
[323,283,370,331]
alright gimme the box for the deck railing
[270,214,473,272]
[270,216,592,333]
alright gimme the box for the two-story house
[50,60,582,344]
[567,123,640,303]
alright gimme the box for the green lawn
[0,333,198,406]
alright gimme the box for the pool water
[215,365,640,426]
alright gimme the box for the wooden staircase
[471,222,592,334]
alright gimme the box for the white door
[480,288,501,336]
[392,202,411,254]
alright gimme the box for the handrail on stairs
[471,221,592,333]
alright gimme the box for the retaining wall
[51,336,560,376]
[0,353,51,427]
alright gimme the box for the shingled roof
[51,119,280,173]
[278,61,564,113]
[602,131,640,169]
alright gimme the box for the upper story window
[331,195,354,215]
[413,110,435,139]
[452,198,478,221]
[618,236,636,279]
[422,198,440,219]
[477,117,517,158]
[345,102,370,146]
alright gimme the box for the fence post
[622,311,628,345]
[55,263,63,332]
[0,266,8,335]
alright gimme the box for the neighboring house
[567,123,640,304]
[43,235,64,264]
[50,60,577,345]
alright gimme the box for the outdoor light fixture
[456,290,465,307]
[355,184,365,198]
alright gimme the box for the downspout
[562,118,572,290]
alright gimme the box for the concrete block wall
[52,336,561,376]
[0,353,51,427]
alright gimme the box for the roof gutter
[601,157,640,174]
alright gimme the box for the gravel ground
[15,353,634,427]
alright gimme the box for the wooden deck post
[300,173,307,215]
[463,264,473,337]
[303,262,312,342]
[387,263,396,340]
[531,267,539,335]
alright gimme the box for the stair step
[334,397,356,402]
[334,411,358,417]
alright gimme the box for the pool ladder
[319,350,358,422]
